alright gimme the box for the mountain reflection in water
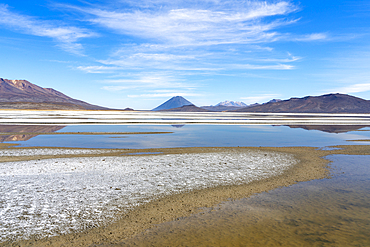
[285,125,370,133]
[0,125,65,142]
[173,124,370,133]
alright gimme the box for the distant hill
[159,104,210,112]
[152,96,193,111]
[0,78,110,110]
[234,93,370,113]
[267,99,282,104]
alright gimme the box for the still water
[2,124,370,148]
[1,124,370,246]
[118,155,370,246]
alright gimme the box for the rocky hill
[0,78,110,110]
[235,93,370,113]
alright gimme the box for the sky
[1,0,370,110]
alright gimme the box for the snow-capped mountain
[215,100,247,107]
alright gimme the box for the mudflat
[2,144,369,246]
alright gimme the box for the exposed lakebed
[121,154,370,247]
[0,120,370,246]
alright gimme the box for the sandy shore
[1,144,370,247]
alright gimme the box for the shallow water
[119,154,370,246]
[1,123,370,246]
[3,124,370,148]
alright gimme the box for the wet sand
[118,154,370,247]
[2,144,370,246]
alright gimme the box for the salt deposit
[1,110,370,125]
[0,150,297,242]
[0,148,114,157]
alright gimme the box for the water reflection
[119,155,370,246]
[286,125,370,133]
[171,125,185,128]
[0,125,65,142]
[2,124,370,149]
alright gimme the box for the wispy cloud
[101,73,198,92]
[317,47,370,95]
[74,1,298,46]
[241,94,281,104]
[0,4,95,54]
[257,53,301,62]
[100,72,201,102]
[232,63,294,70]
[55,0,332,104]
[333,83,370,94]
[294,33,328,42]
[65,0,311,78]
[77,65,120,73]
[127,92,202,98]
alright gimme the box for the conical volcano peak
[152,96,194,111]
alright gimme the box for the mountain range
[201,99,282,111]
[0,78,110,110]
[1,78,370,113]
[235,93,370,113]
[154,94,370,113]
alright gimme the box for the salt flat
[0,148,296,242]
[1,110,370,125]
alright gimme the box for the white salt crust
[0,148,114,157]
[1,110,370,125]
[0,150,297,242]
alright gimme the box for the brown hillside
[235,94,370,113]
[0,78,109,110]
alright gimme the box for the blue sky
[1,0,370,109]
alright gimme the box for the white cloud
[232,64,294,70]
[128,53,195,61]
[72,1,298,46]
[77,65,120,73]
[258,53,301,62]
[316,47,370,95]
[241,94,281,104]
[127,92,201,98]
[333,83,370,94]
[101,74,198,92]
[0,4,95,54]
[102,86,133,91]
[294,33,328,42]
[63,0,310,77]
